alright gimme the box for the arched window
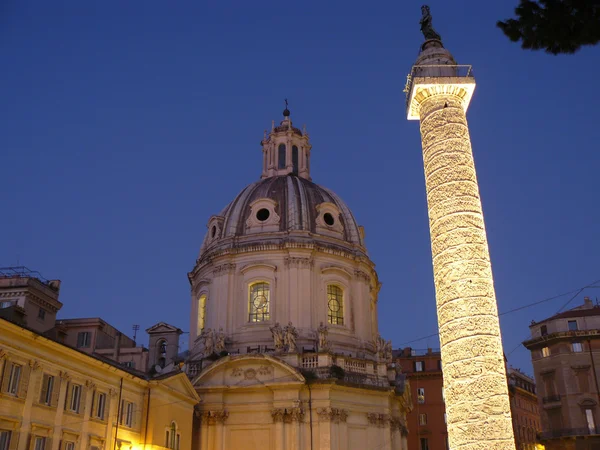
[249,282,270,322]
[278,144,286,169]
[197,294,207,335]
[169,422,177,450]
[292,146,299,175]
[327,285,344,325]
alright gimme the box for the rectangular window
[64,442,74,450]
[417,387,425,404]
[541,347,550,357]
[38,308,46,320]
[34,437,46,450]
[70,384,81,413]
[540,325,548,336]
[96,392,106,420]
[586,409,595,434]
[568,320,578,331]
[76,332,91,348]
[419,413,427,425]
[415,361,424,372]
[573,342,583,353]
[0,301,13,309]
[327,284,344,325]
[39,374,54,405]
[444,413,447,424]
[248,282,270,323]
[420,437,429,450]
[0,431,11,450]
[165,431,170,448]
[176,434,180,450]
[7,364,21,395]
[120,400,134,427]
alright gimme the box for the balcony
[541,427,600,439]
[542,395,561,404]
[524,329,600,348]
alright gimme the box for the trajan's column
[406,6,516,450]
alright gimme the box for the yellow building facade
[0,317,199,450]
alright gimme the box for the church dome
[211,174,363,246]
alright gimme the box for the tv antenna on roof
[132,324,140,343]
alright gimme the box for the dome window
[249,282,270,322]
[278,144,286,169]
[211,226,217,238]
[323,213,335,226]
[292,146,299,175]
[327,284,344,325]
[256,208,270,222]
[197,294,207,335]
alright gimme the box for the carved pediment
[192,354,304,389]
[145,322,183,334]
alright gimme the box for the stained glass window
[249,282,270,322]
[327,285,344,325]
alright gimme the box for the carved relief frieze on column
[284,257,314,269]
[366,413,391,427]
[317,408,348,423]
[60,371,71,381]
[290,407,305,423]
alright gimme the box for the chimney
[584,297,593,308]
[113,332,121,361]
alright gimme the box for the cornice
[523,329,600,348]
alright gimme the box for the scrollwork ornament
[29,359,41,371]
[271,408,285,423]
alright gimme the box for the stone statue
[376,334,385,358]
[215,327,226,353]
[202,328,214,356]
[420,5,442,41]
[284,322,298,353]
[383,340,393,362]
[317,322,329,351]
[270,322,285,351]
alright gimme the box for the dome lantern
[260,102,312,180]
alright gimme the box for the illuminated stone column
[407,40,516,450]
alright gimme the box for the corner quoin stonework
[408,42,516,450]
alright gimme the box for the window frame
[248,281,271,323]
[76,332,91,349]
[197,294,207,335]
[40,374,54,405]
[96,392,106,420]
[419,413,427,426]
[69,384,82,413]
[292,145,299,174]
[568,320,578,331]
[277,144,286,169]
[326,284,344,326]
[415,361,424,372]
[34,437,46,450]
[7,364,22,395]
[417,387,425,404]
[37,308,46,320]
[573,342,583,353]
[0,430,11,450]
[64,442,75,450]
[541,346,550,358]
[120,400,134,428]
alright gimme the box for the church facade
[186,107,412,450]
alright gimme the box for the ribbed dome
[206,175,363,247]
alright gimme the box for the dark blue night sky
[2,0,599,374]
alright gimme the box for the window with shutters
[7,364,21,395]
[417,387,425,404]
[419,413,427,425]
[39,374,54,405]
[120,400,134,427]
[95,392,106,420]
[69,384,82,413]
[34,437,46,450]
[577,370,590,392]
[0,431,11,450]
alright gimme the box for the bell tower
[406,6,516,450]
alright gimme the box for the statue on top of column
[420,5,442,41]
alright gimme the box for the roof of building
[531,299,600,326]
[200,174,364,252]
[0,315,180,381]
